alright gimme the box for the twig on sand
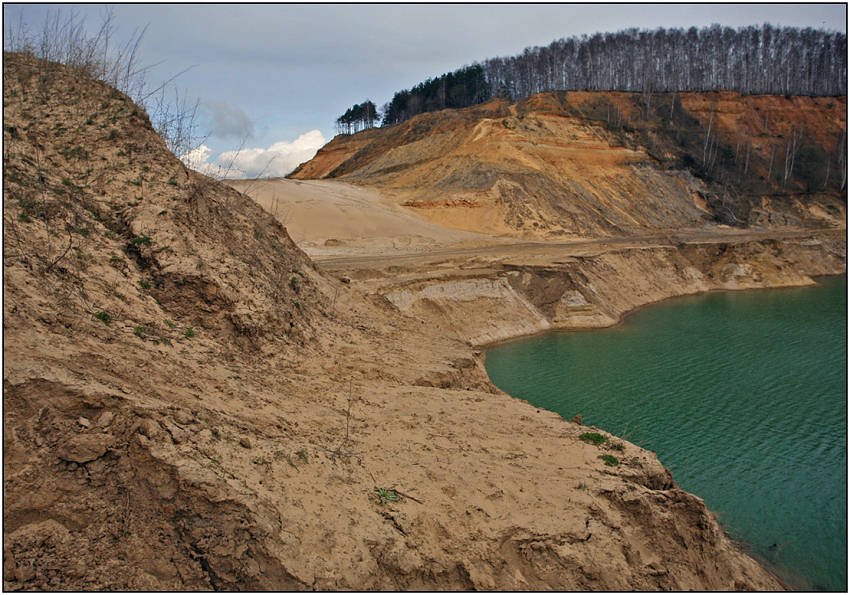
[324,379,362,461]
[390,487,424,504]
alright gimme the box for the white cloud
[180,130,326,179]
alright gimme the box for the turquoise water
[485,276,847,590]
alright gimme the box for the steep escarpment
[290,91,846,236]
[4,52,785,590]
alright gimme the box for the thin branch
[44,227,74,274]
[390,487,424,504]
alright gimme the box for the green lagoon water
[485,276,846,590]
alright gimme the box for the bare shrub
[4,7,202,158]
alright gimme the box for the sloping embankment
[3,52,791,590]
[290,91,846,237]
[342,232,846,346]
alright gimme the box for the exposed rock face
[4,52,788,590]
[290,91,846,236]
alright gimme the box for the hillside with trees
[340,24,846,130]
[296,90,845,235]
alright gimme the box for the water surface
[485,277,846,590]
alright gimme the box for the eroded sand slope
[290,91,846,237]
[3,53,787,590]
[229,175,844,346]
[226,178,503,258]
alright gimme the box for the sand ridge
[2,52,802,590]
[225,178,505,258]
[232,176,845,347]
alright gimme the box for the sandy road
[314,227,844,273]
[227,177,843,276]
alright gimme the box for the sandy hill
[290,91,846,237]
[4,52,784,590]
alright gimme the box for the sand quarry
[4,52,844,590]
[228,177,845,346]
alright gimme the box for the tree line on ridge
[337,23,846,131]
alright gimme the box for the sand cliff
[2,52,832,590]
[285,88,845,347]
[290,91,846,236]
[319,230,845,346]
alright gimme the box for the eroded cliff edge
[288,88,845,347]
[290,91,846,236]
[327,231,845,347]
[3,53,789,590]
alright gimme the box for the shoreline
[325,226,846,350]
[476,271,846,349]
[480,273,845,592]
[4,51,831,591]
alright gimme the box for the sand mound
[225,178,498,258]
[4,52,784,590]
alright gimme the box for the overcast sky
[4,3,846,177]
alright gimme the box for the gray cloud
[6,3,845,161]
[203,100,254,142]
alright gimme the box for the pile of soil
[4,52,784,590]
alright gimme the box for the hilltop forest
[340,24,847,129]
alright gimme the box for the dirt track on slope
[313,227,840,272]
[232,177,845,347]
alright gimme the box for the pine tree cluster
[335,100,379,135]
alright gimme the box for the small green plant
[599,454,619,467]
[94,311,111,324]
[109,255,123,265]
[164,319,176,329]
[131,234,152,246]
[168,178,178,186]
[376,487,400,504]
[290,276,299,290]
[133,326,147,338]
[85,117,94,125]
[108,129,119,140]
[183,327,195,338]
[295,449,308,464]
[610,442,625,452]
[579,432,608,446]
[293,300,301,309]
[117,149,126,157]
[138,279,151,289]
[128,177,142,186]
[142,165,150,172]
